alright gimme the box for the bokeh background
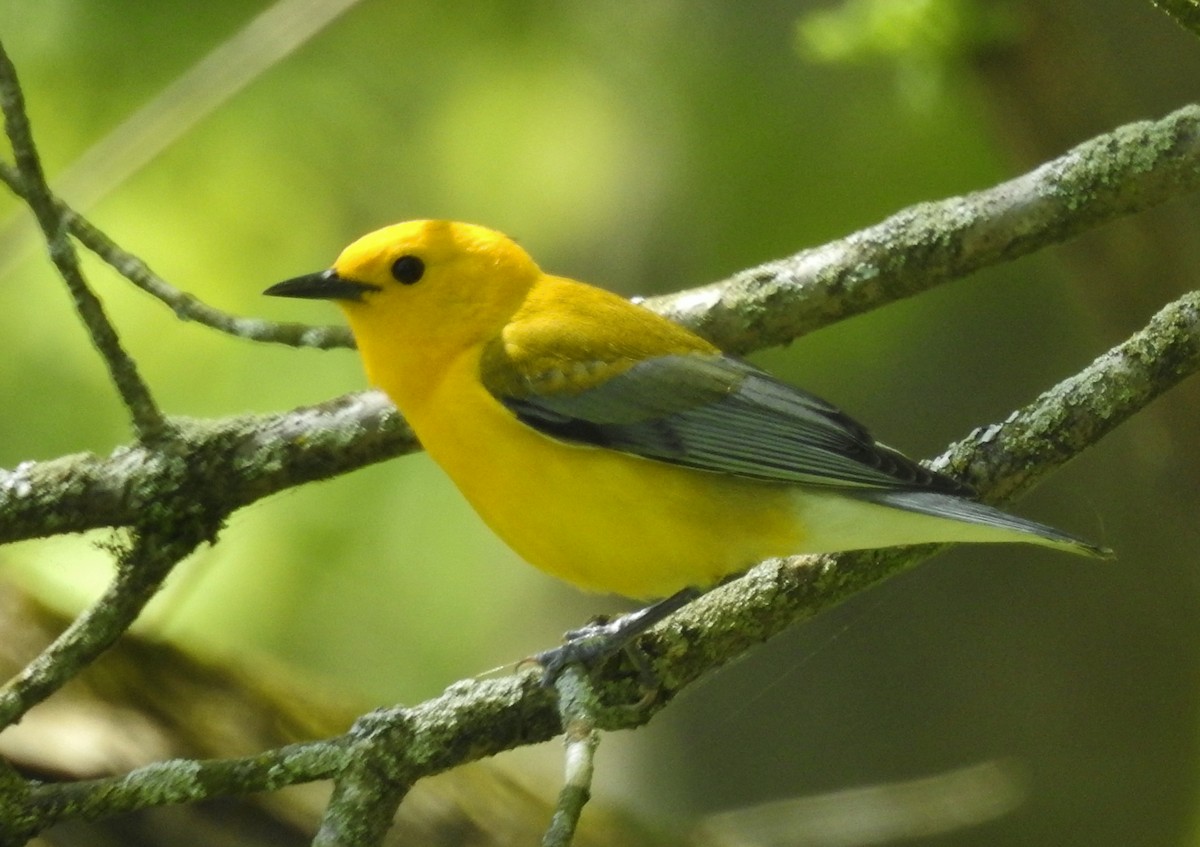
[1,1,1199,844]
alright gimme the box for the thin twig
[0,39,167,441]
[0,161,353,349]
[542,667,602,847]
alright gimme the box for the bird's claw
[533,619,627,687]
[530,588,701,688]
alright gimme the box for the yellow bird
[265,221,1108,665]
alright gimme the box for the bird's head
[265,220,541,367]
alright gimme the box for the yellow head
[265,220,540,393]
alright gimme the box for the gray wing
[492,353,972,496]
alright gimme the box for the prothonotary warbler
[265,220,1110,669]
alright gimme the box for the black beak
[264,269,380,302]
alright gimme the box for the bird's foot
[531,587,701,688]
[533,617,629,686]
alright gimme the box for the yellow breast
[395,349,807,599]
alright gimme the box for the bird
[265,220,1109,672]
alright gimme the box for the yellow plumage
[266,220,1109,601]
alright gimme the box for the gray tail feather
[858,490,1114,559]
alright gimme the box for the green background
[1,1,1199,844]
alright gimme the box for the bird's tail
[856,490,1113,559]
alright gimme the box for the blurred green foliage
[797,0,1019,107]
[1,1,1198,845]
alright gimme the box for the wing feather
[485,348,971,496]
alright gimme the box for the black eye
[391,255,425,285]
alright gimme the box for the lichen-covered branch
[620,289,1200,706]
[15,737,346,839]
[0,391,413,546]
[0,529,210,731]
[312,709,418,847]
[541,668,602,847]
[0,28,1196,840]
[935,288,1200,501]
[6,673,555,842]
[1,106,1197,364]
[4,288,1197,843]
[649,104,1200,353]
[2,108,1198,547]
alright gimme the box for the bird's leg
[534,587,701,686]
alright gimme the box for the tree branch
[649,103,1200,352]
[1,106,1198,548]
[10,674,555,841]
[0,391,413,545]
[5,286,1198,841]
[0,46,1197,839]
[541,668,602,847]
[1,105,1197,364]
[626,289,1200,707]
[0,530,208,731]
[17,737,349,841]
[312,709,418,847]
